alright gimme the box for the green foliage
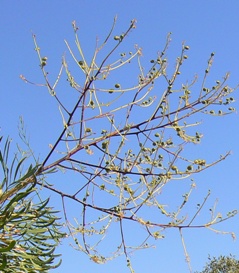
[196,255,239,273]
[0,137,65,272]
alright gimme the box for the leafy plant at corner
[196,255,239,273]
[0,137,65,272]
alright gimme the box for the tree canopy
[1,18,237,272]
[196,255,239,273]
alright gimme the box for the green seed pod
[223,87,228,92]
[41,56,48,61]
[41,61,47,67]
[184,45,190,50]
[166,139,173,145]
[109,89,114,94]
[115,83,121,88]
[114,36,121,41]
[102,141,108,149]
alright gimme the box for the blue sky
[1,1,239,272]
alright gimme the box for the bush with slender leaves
[0,137,65,272]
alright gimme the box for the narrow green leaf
[0,254,7,270]
[0,240,16,252]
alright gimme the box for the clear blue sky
[1,1,239,272]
